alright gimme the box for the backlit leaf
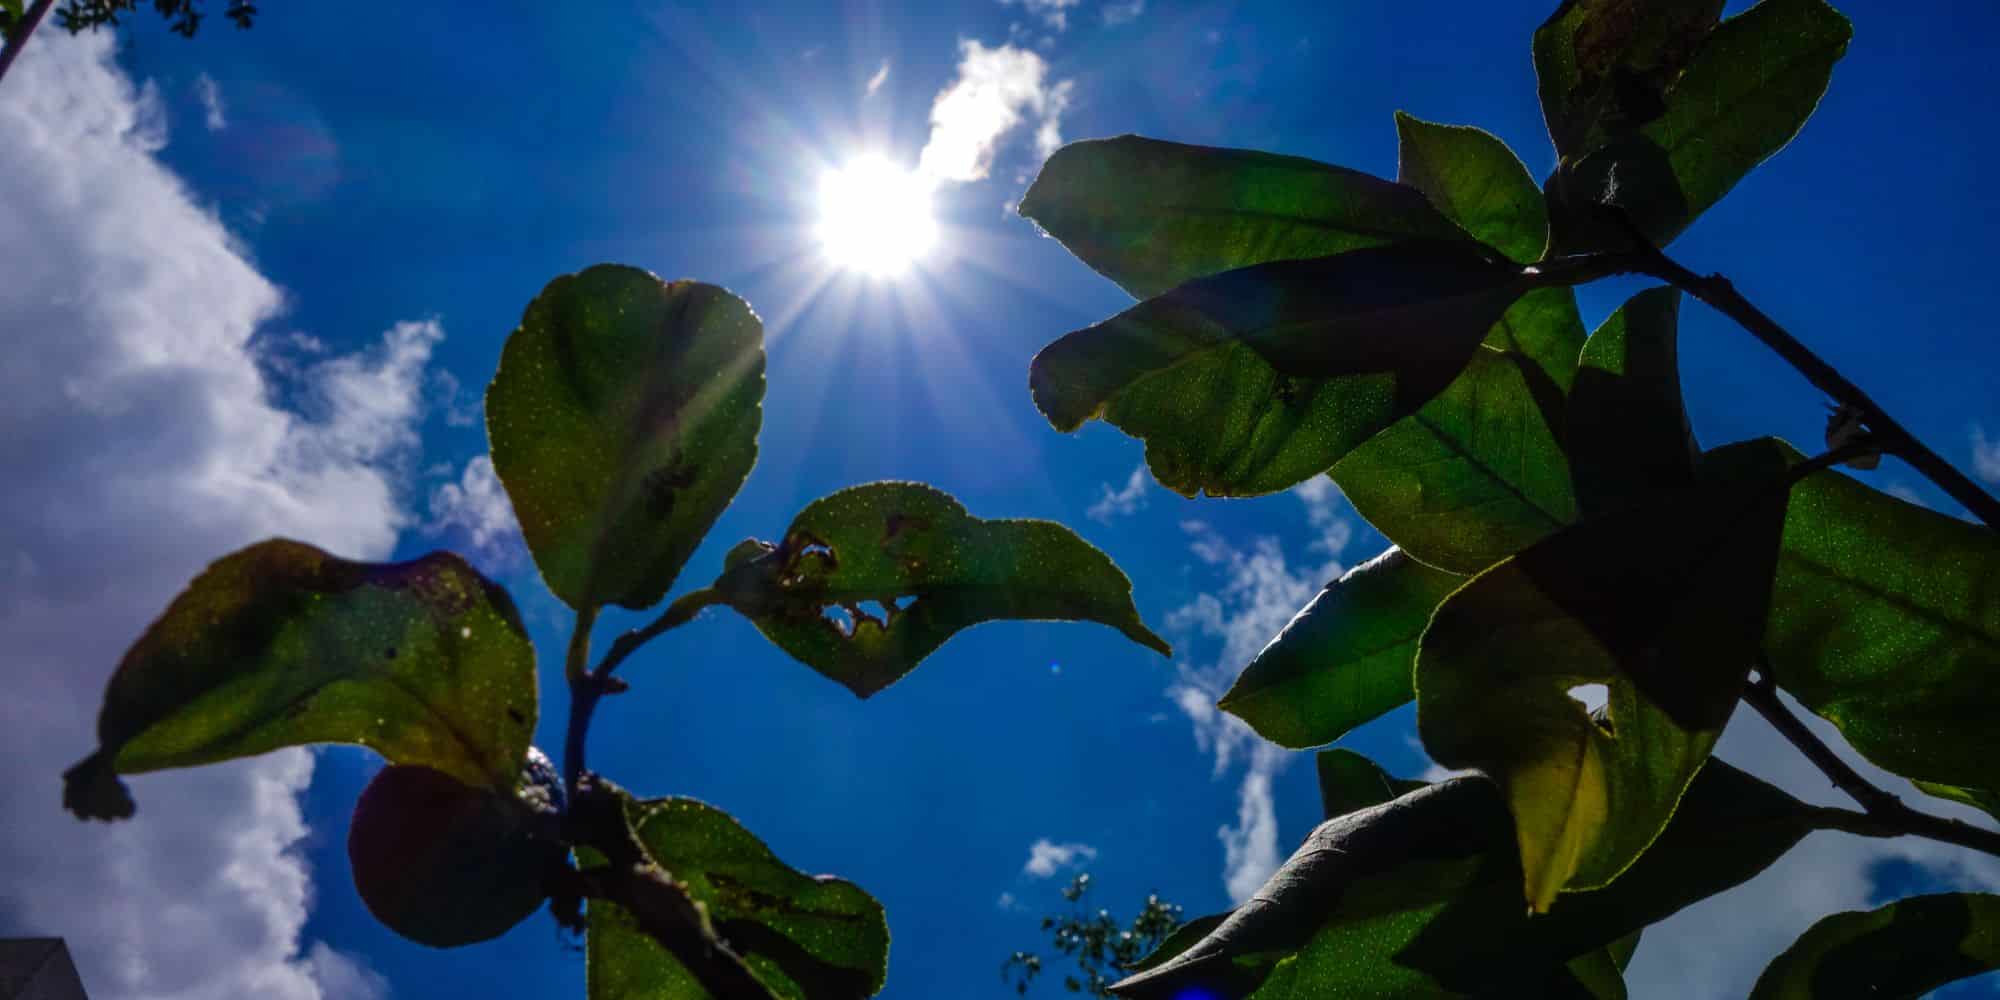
[586,797,888,999]
[1396,112,1550,267]
[1220,547,1463,748]
[1112,761,1819,999]
[1316,748,1427,822]
[710,482,1168,697]
[487,264,764,611]
[1030,242,1534,497]
[1020,135,1464,301]
[1416,439,1793,910]
[63,540,536,820]
[1750,893,2000,1000]
[1764,463,2000,791]
[1533,0,1724,162]
[1569,286,1697,517]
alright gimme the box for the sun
[816,155,938,277]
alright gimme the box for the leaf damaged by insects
[707,482,1169,697]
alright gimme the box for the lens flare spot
[817,155,938,277]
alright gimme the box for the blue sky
[3,1,1999,998]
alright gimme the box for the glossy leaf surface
[1416,440,1794,910]
[1765,463,2000,791]
[1030,242,1532,497]
[1569,287,1696,517]
[712,483,1168,697]
[487,264,764,611]
[1220,547,1462,748]
[587,797,889,999]
[1020,135,1463,300]
[64,539,536,820]
[1750,893,2000,1000]
[1113,762,1820,999]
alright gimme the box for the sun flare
[816,156,938,277]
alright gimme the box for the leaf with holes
[1030,241,1535,497]
[63,539,537,821]
[1764,461,2000,792]
[1546,0,1852,252]
[487,263,764,612]
[1750,893,2000,999]
[1416,439,1794,911]
[1220,547,1462,748]
[1569,287,1698,518]
[1019,135,1465,301]
[1113,760,1819,999]
[1533,0,1724,163]
[585,797,889,999]
[709,482,1168,697]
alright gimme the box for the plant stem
[561,606,601,803]
[594,587,721,680]
[1745,673,2000,860]
[0,0,56,89]
[1607,245,2000,529]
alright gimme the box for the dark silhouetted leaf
[1547,0,1851,252]
[1416,439,1794,910]
[1112,762,1820,999]
[1750,892,2000,1000]
[1533,0,1724,162]
[1569,286,1697,517]
[710,482,1168,697]
[1020,135,1464,300]
[1220,547,1462,748]
[586,797,888,999]
[1331,290,1584,574]
[1124,912,1230,977]
[1030,242,1534,497]
[487,264,764,611]
[1316,748,1427,821]
[64,540,536,820]
[1396,112,1550,267]
[1765,463,2000,792]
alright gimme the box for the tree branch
[0,0,57,89]
[1745,672,2000,860]
[1569,227,2000,528]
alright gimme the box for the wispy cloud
[193,71,225,130]
[1087,465,1149,522]
[425,454,519,566]
[1102,0,1145,26]
[1000,0,1081,32]
[864,59,891,97]
[1972,425,2000,484]
[917,41,1072,183]
[1023,838,1098,878]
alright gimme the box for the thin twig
[594,588,722,680]
[0,0,56,89]
[1745,672,2000,860]
[561,606,601,802]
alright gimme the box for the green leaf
[1031,242,1534,497]
[1416,439,1794,911]
[1330,290,1584,574]
[1395,112,1550,267]
[63,540,536,821]
[1532,0,1725,162]
[1914,781,2000,826]
[1220,547,1462,748]
[1548,0,1852,251]
[1569,286,1697,517]
[1317,748,1428,821]
[1020,135,1465,301]
[487,264,765,612]
[1112,761,1821,999]
[711,482,1168,697]
[1764,463,2000,792]
[1125,912,1231,977]
[586,797,889,999]
[1750,892,2000,1000]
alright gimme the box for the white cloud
[864,59,890,97]
[1102,0,1145,26]
[1167,499,1353,903]
[193,72,225,131]
[917,41,1072,183]
[1290,475,1352,560]
[425,454,519,565]
[1972,425,2000,484]
[999,0,1080,32]
[1023,838,1099,878]
[1087,465,1148,522]
[0,31,435,1000]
